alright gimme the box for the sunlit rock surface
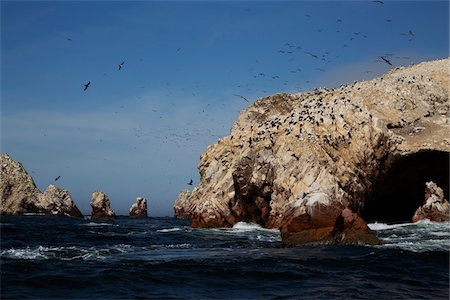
[129,197,148,218]
[0,153,83,217]
[174,58,449,245]
[412,181,450,223]
[90,191,116,220]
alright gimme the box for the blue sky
[1,0,448,216]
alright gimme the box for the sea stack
[129,197,148,218]
[0,153,83,217]
[90,191,116,220]
[412,181,450,223]
[173,58,449,246]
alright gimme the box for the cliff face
[174,58,450,245]
[0,154,83,217]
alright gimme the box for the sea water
[1,216,448,299]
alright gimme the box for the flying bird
[84,81,91,91]
[233,94,249,102]
[187,179,193,185]
[409,30,414,36]
[380,56,392,66]
[372,0,384,3]
[118,61,124,70]
[55,175,61,181]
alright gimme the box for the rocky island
[174,58,450,246]
[90,191,116,220]
[0,154,83,217]
[129,197,148,218]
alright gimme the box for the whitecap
[232,222,280,233]
[157,227,182,233]
[368,222,411,230]
[1,247,48,260]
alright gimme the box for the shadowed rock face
[129,197,148,218]
[0,154,83,217]
[412,181,450,223]
[362,150,449,223]
[90,191,115,220]
[174,58,450,246]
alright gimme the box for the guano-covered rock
[174,58,450,246]
[0,153,83,217]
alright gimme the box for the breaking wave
[369,220,450,252]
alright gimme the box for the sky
[1,0,448,216]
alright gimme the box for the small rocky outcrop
[90,191,116,220]
[412,181,450,223]
[174,58,449,246]
[129,197,148,218]
[0,153,83,217]
[37,185,83,217]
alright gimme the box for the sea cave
[361,150,449,224]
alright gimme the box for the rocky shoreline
[174,58,450,246]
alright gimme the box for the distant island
[0,154,148,219]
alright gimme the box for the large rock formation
[90,191,116,220]
[129,197,148,218]
[412,181,450,223]
[174,58,450,245]
[0,154,83,217]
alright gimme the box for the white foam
[368,222,411,230]
[166,243,191,249]
[369,221,450,252]
[1,246,48,260]
[0,245,131,261]
[157,227,182,233]
[232,222,280,233]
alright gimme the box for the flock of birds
[53,1,422,189]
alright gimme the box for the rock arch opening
[362,150,449,224]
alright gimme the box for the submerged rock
[90,191,116,220]
[174,58,450,246]
[0,153,83,217]
[412,181,450,223]
[129,197,148,218]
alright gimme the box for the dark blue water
[1,216,449,299]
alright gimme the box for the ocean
[1,216,449,299]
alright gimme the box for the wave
[79,222,118,227]
[231,222,280,233]
[0,243,194,261]
[157,227,183,233]
[368,222,412,230]
[368,220,450,252]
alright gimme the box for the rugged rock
[90,191,116,220]
[174,58,450,246]
[129,197,148,218]
[0,153,83,217]
[412,181,450,222]
[37,185,83,217]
